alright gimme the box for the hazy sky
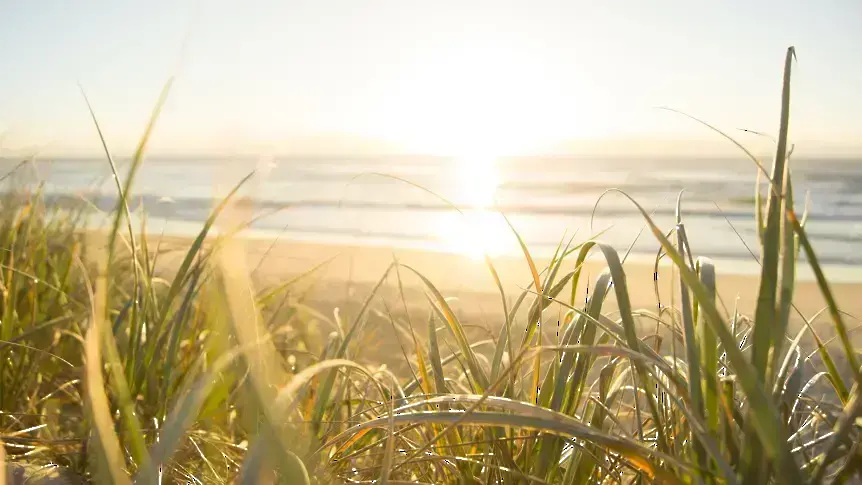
[1,0,860,157]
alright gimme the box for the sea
[2,155,861,281]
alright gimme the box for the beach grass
[2,46,861,484]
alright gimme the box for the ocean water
[3,155,861,279]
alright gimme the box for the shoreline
[95,215,862,283]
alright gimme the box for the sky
[1,0,861,157]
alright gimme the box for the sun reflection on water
[436,154,513,260]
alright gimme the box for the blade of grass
[427,313,448,397]
[311,264,394,432]
[401,264,489,392]
[772,162,797,384]
[325,410,687,483]
[674,198,707,477]
[215,230,311,483]
[155,171,256,331]
[788,209,860,384]
[696,258,719,436]
[750,45,794,392]
[85,270,132,485]
[597,187,803,485]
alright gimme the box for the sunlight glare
[437,210,511,260]
[455,152,498,209]
[436,153,512,260]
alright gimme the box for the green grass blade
[603,188,803,484]
[427,313,448,396]
[503,214,542,296]
[589,242,669,452]
[772,165,797,383]
[788,210,860,384]
[136,347,243,484]
[401,264,489,392]
[325,409,688,483]
[155,171,255,330]
[85,327,131,485]
[751,46,795,387]
[810,389,862,482]
[558,270,612,414]
[312,264,394,428]
[696,258,719,436]
[84,276,133,485]
[677,221,705,451]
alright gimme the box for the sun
[373,42,572,157]
[369,44,566,259]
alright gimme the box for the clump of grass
[2,46,861,484]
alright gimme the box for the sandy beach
[236,238,861,317]
[138,234,862,369]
